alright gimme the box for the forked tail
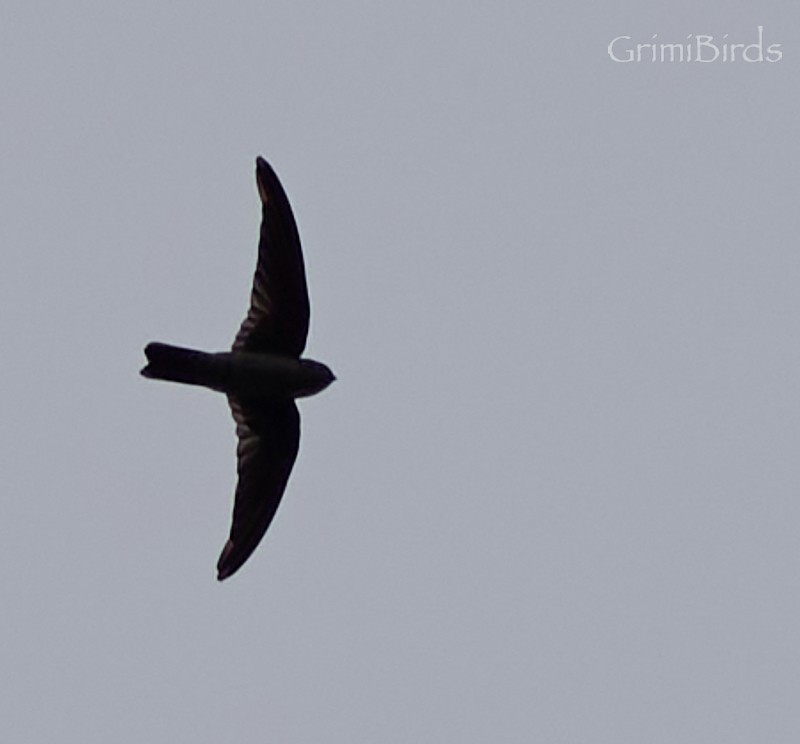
[141,342,228,391]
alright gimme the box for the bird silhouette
[141,157,335,580]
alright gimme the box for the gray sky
[3,2,800,742]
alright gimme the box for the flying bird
[141,157,335,580]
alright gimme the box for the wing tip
[255,156,271,204]
[216,539,238,581]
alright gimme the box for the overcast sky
[3,2,800,742]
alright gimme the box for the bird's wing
[217,397,301,580]
[233,157,310,357]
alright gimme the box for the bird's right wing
[233,157,310,358]
[217,397,301,580]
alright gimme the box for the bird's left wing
[217,397,301,580]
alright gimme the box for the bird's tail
[140,342,229,391]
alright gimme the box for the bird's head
[296,358,336,397]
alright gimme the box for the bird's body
[141,157,334,580]
[142,342,333,400]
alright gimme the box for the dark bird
[141,157,335,580]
